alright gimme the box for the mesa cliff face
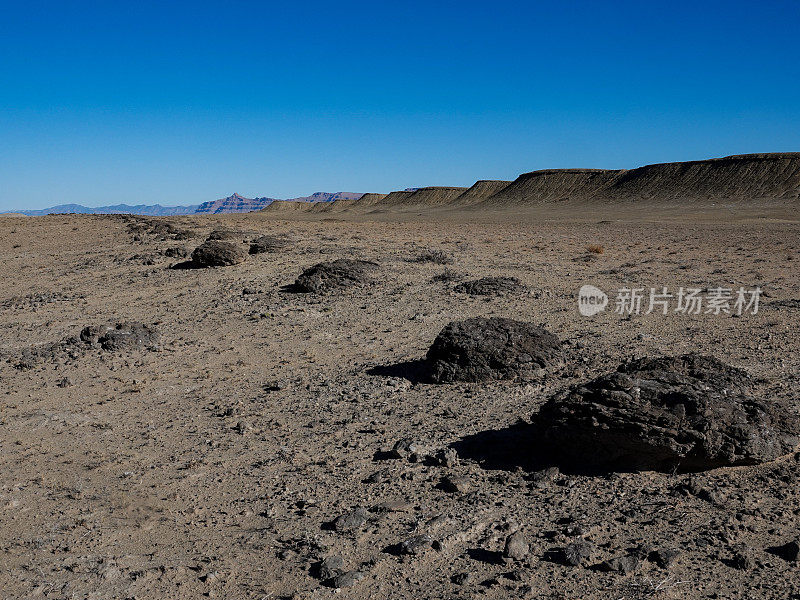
[316,153,800,214]
[476,153,800,208]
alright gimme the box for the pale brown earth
[0,204,799,600]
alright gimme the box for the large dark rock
[426,317,562,383]
[535,354,799,471]
[206,228,249,241]
[249,235,289,254]
[294,259,379,293]
[454,276,525,296]
[191,240,247,267]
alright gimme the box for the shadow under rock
[366,359,432,384]
[466,548,504,565]
[451,420,617,476]
[278,283,308,294]
[169,260,203,270]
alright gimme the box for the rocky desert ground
[1,207,799,599]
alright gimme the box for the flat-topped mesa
[477,169,621,207]
[602,152,800,202]
[315,193,387,212]
[402,187,469,206]
[260,200,317,213]
[476,153,800,207]
[450,180,513,206]
[378,187,468,208]
[370,190,416,208]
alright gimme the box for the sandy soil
[0,210,798,599]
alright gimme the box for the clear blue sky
[1,0,799,210]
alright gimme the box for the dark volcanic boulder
[249,235,289,254]
[536,354,799,471]
[426,317,562,383]
[80,322,161,351]
[294,259,379,293]
[454,276,525,296]
[206,228,249,241]
[191,240,247,267]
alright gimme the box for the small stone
[600,555,639,574]
[425,514,448,532]
[731,544,755,570]
[364,469,390,484]
[432,447,459,467]
[333,507,368,532]
[452,572,474,585]
[632,544,654,560]
[650,548,680,569]
[233,421,252,435]
[505,569,528,582]
[530,466,560,488]
[163,246,188,258]
[440,475,471,494]
[331,570,364,588]
[391,439,423,460]
[503,532,529,561]
[400,534,434,555]
[318,556,344,580]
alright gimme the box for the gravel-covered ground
[0,211,798,599]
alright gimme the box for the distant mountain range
[11,152,798,218]
[194,192,365,214]
[10,203,201,216]
[5,192,367,216]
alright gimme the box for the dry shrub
[586,244,605,255]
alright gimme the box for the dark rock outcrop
[80,322,161,351]
[426,317,562,383]
[206,228,248,241]
[535,354,799,471]
[294,259,379,293]
[190,240,247,267]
